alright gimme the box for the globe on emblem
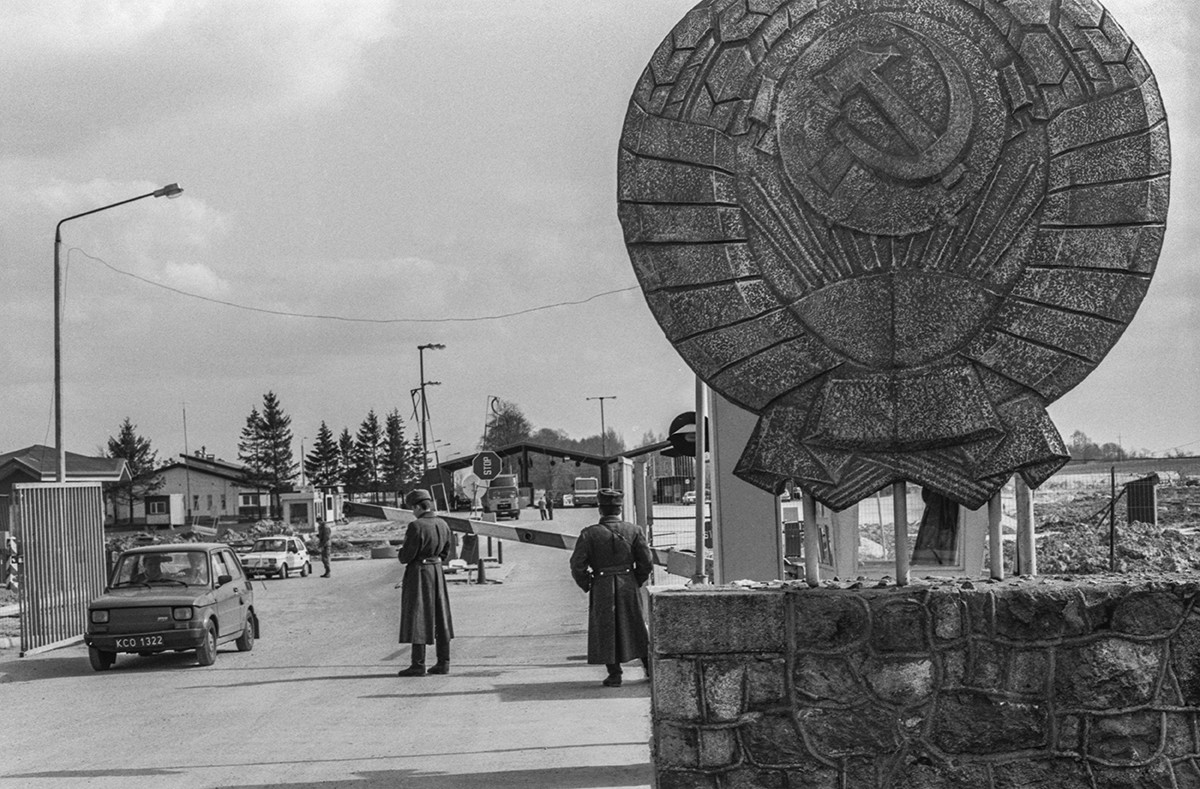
[618,0,1169,510]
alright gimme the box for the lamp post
[417,343,445,479]
[54,182,183,482]
[586,395,616,487]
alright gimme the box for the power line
[70,247,640,324]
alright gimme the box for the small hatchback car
[240,535,312,579]
[84,543,259,671]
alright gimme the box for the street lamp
[54,182,183,482]
[586,395,616,486]
[417,343,445,479]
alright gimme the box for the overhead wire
[70,247,640,324]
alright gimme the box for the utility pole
[587,395,616,487]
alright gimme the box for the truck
[482,474,521,520]
[572,476,600,507]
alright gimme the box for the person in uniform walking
[317,519,332,577]
[568,488,653,686]
[397,489,454,676]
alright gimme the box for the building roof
[158,453,253,485]
[0,444,131,484]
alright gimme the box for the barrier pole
[802,492,820,588]
[988,489,1004,580]
[893,482,910,586]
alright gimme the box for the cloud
[0,0,398,152]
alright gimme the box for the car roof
[121,543,227,555]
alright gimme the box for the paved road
[0,508,653,789]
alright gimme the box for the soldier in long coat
[397,489,454,677]
[569,488,653,686]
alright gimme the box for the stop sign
[472,451,502,481]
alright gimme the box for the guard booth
[780,489,988,580]
[712,392,987,583]
[1126,474,1159,526]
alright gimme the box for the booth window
[911,489,960,565]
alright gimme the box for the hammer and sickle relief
[811,27,974,194]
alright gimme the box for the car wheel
[88,646,115,672]
[235,612,255,652]
[196,622,218,666]
[300,562,309,577]
[278,564,289,580]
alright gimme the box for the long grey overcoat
[397,513,455,645]
[569,515,653,664]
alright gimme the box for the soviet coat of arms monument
[619,0,1180,786]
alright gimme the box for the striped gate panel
[13,483,107,656]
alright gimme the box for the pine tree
[237,406,269,517]
[380,409,410,497]
[338,427,359,494]
[304,421,341,488]
[258,392,296,484]
[105,417,162,525]
[353,410,383,502]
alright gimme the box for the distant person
[317,519,332,578]
[180,552,210,585]
[568,488,653,686]
[537,496,548,521]
[132,553,168,584]
[546,493,554,521]
[396,489,454,677]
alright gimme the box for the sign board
[472,451,502,481]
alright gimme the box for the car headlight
[172,607,194,621]
[267,558,277,565]
[90,610,109,624]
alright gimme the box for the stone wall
[649,577,1200,788]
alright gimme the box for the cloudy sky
[1,0,1195,471]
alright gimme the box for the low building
[155,452,269,525]
[0,445,129,532]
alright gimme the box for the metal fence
[13,482,107,655]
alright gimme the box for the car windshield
[111,550,210,587]
[252,539,287,553]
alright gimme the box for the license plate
[114,635,164,649]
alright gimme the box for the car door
[212,549,249,639]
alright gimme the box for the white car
[682,491,696,505]
[240,535,312,579]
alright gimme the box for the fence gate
[12,482,107,656]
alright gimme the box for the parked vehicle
[682,490,696,505]
[240,535,312,579]
[573,476,600,507]
[84,543,259,670]
[482,474,521,520]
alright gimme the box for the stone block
[741,657,786,708]
[861,656,934,707]
[1088,711,1162,764]
[651,590,786,654]
[698,727,738,769]
[870,598,929,653]
[742,713,810,766]
[1172,612,1200,704]
[722,766,788,789]
[702,659,745,722]
[655,721,699,769]
[791,592,870,652]
[992,758,1093,788]
[1004,649,1050,696]
[1112,590,1186,636]
[931,691,1047,754]
[793,654,868,705]
[654,769,719,789]
[1091,757,1176,789]
[797,707,900,758]
[654,658,702,722]
[993,585,1089,640]
[930,593,964,641]
[1055,638,1162,710]
[1164,712,1197,758]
